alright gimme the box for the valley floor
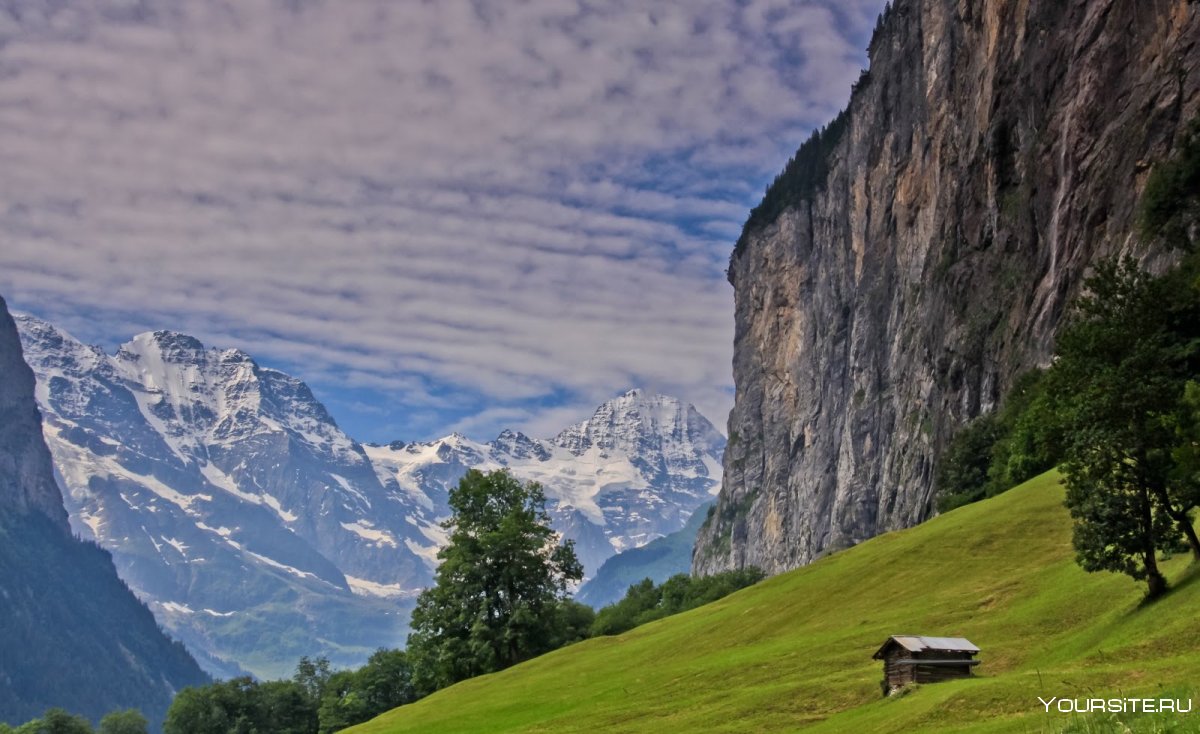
[346,472,1200,733]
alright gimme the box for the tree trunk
[1149,484,1200,561]
[1180,514,1200,561]
[1142,488,1169,600]
[1145,564,1168,599]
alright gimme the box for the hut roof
[872,635,979,659]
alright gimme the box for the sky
[0,0,881,443]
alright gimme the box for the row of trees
[164,650,414,734]
[0,709,146,734]
[934,368,1059,513]
[163,469,766,732]
[591,569,765,636]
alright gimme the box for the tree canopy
[0,709,148,734]
[1050,256,1200,597]
[407,469,583,694]
[590,568,765,637]
[163,677,316,734]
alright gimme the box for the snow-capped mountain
[17,314,725,676]
[16,316,431,679]
[366,389,726,578]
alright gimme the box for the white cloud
[0,0,879,441]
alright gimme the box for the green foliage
[164,677,316,734]
[1138,116,1200,250]
[936,369,1060,512]
[406,470,584,695]
[988,377,1062,491]
[590,569,766,637]
[292,656,333,702]
[96,710,147,734]
[1170,381,1200,502]
[733,109,850,259]
[316,650,415,734]
[258,681,319,734]
[545,600,596,650]
[935,413,1004,511]
[344,474,1200,734]
[1051,256,1200,597]
[161,652,414,734]
[6,710,95,734]
[0,708,148,734]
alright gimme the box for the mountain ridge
[16,314,431,679]
[365,388,725,580]
[0,295,209,730]
[16,314,724,678]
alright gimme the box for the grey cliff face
[0,296,68,524]
[694,0,1200,575]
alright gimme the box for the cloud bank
[0,0,880,440]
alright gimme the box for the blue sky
[0,0,881,443]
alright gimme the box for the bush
[936,369,1062,511]
[1139,117,1200,250]
[591,569,766,637]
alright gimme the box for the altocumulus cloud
[0,0,880,441]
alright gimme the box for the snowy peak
[15,316,432,677]
[12,315,105,380]
[121,330,207,363]
[554,389,724,459]
[16,312,727,674]
[489,428,551,461]
[368,390,726,581]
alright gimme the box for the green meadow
[349,472,1200,733]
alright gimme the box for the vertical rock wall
[0,295,68,524]
[695,0,1200,575]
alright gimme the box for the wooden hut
[872,635,980,694]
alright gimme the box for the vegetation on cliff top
[732,108,849,262]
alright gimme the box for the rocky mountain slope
[366,389,725,579]
[694,0,1200,575]
[16,315,432,679]
[17,316,724,675]
[575,501,713,609]
[0,296,208,729]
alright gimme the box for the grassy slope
[350,473,1200,733]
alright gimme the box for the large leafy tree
[407,470,582,694]
[1052,256,1200,598]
